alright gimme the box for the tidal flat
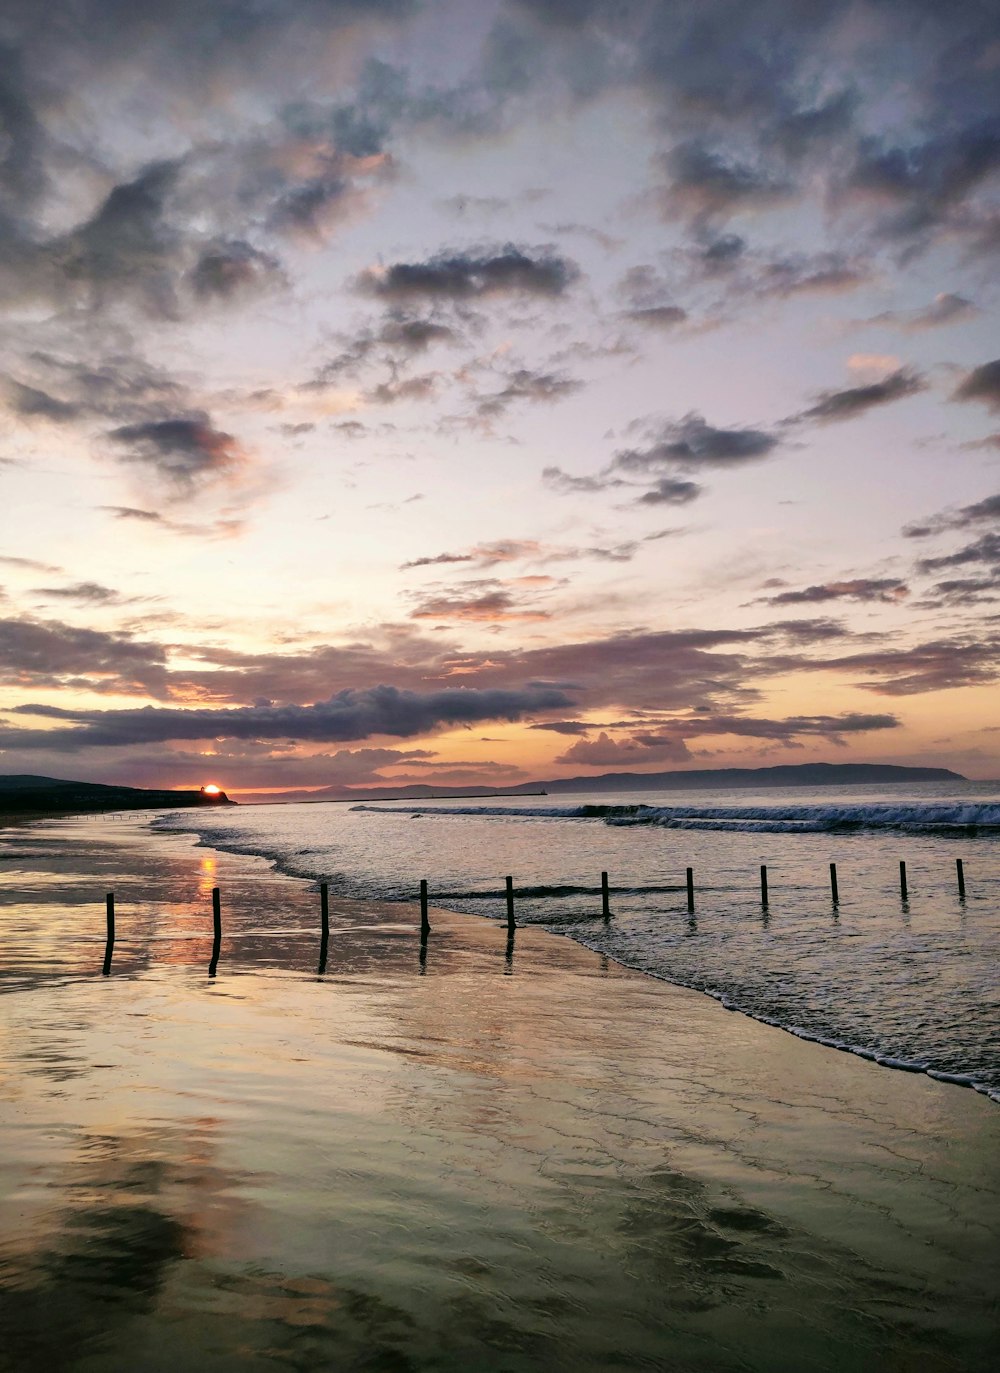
[1,816,997,1372]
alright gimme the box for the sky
[0,0,998,796]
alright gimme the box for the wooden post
[420,879,430,937]
[318,882,330,974]
[505,875,515,933]
[830,862,839,904]
[601,870,610,919]
[760,865,769,906]
[956,858,966,899]
[899,861,908,902]
[686,867,694,913]
[102,892,115,976]
[209,886,222,976]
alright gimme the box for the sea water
[156,781,1000,1102]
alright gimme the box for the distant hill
[0,774,235,816]
[240,761,966,805]
[535,762,967,794]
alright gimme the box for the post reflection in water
[0,816,998,1373]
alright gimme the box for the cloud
[401,537,639,572]
[794,367,925,424]
[614,413,781,471]
[903,492,1000,539]
[1,683,574,749]
[864,293,978,332]
[658,141,793,226]
[189,240,286,299]
[953,359,1000,412]
[409,581,552,623]
[759,578,909,606]
[107,415,246,492]
[0,613,167,692]
[474,367,582,417]
[916,533,1000,575]
[30,581,124,605]
[813,636,1000,696]
[625,305,687,329]
[553,710,899,765]
[541,466,626,495]
[843,122,1000,250]
[356,245,579,300]
[2,377,80,422]
[635,476,703,506]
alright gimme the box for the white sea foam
[353,800,1000,833]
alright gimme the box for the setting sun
[201,784,221,795]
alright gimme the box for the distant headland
[239,761,968,805]
[0,775,235,820]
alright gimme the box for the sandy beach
[1,815,998,1372]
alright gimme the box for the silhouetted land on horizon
[0,775,234,818]
[239,761,968,805]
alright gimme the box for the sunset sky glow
[1,0,998,794]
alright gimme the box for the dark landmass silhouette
[0,774,234,818]
[239,761,966,805]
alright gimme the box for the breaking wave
[352,800,1000,835]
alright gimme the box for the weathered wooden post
[601,870,610,919]
[760,865,769,906]
[420,879,430,937]
[829,862,839,904]
[686,867,694,913]
[899,861,908,902]
[505,875,515,934]
[102,892,115,976]
[956,858,966,899]
[318,881,330,974]
[209,886,222,976]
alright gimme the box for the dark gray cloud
[2,378,80,422]
[810,635,1000,696]
[844,122,1000,249]
[760,578,909,606]
[2,683,573,750]
[614,413,781,471]
[916,533,1000,575]
[356,246,579,301]
[541,466,626,495]
[625,305,687,329]
[107,415,245,491]
[635,476,703,506]
[953,359,1000,413]
[190,241,286,300]
[475,367,582,417]
[903,492,1000,539]
[30,581,123,606]
[863,293,977,332]
[658,140,793,226]
[554,710,900,765]
[0,613,166,692]
[795,368,925,424]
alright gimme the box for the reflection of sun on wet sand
[0,815,998,1371]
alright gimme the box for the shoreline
[2,814,998,1369]
[152,807,1000,1106]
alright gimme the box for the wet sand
[1,816,998,1371]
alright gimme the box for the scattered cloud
[107,415,246,493]
[759,578,909,606]
[356,246,579,301]
[1,684,574,749]
[953,359,1000,413]
[794,367,925,424]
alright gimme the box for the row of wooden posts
[99,859,970,975]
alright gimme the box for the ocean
[157,779,1000,1103]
